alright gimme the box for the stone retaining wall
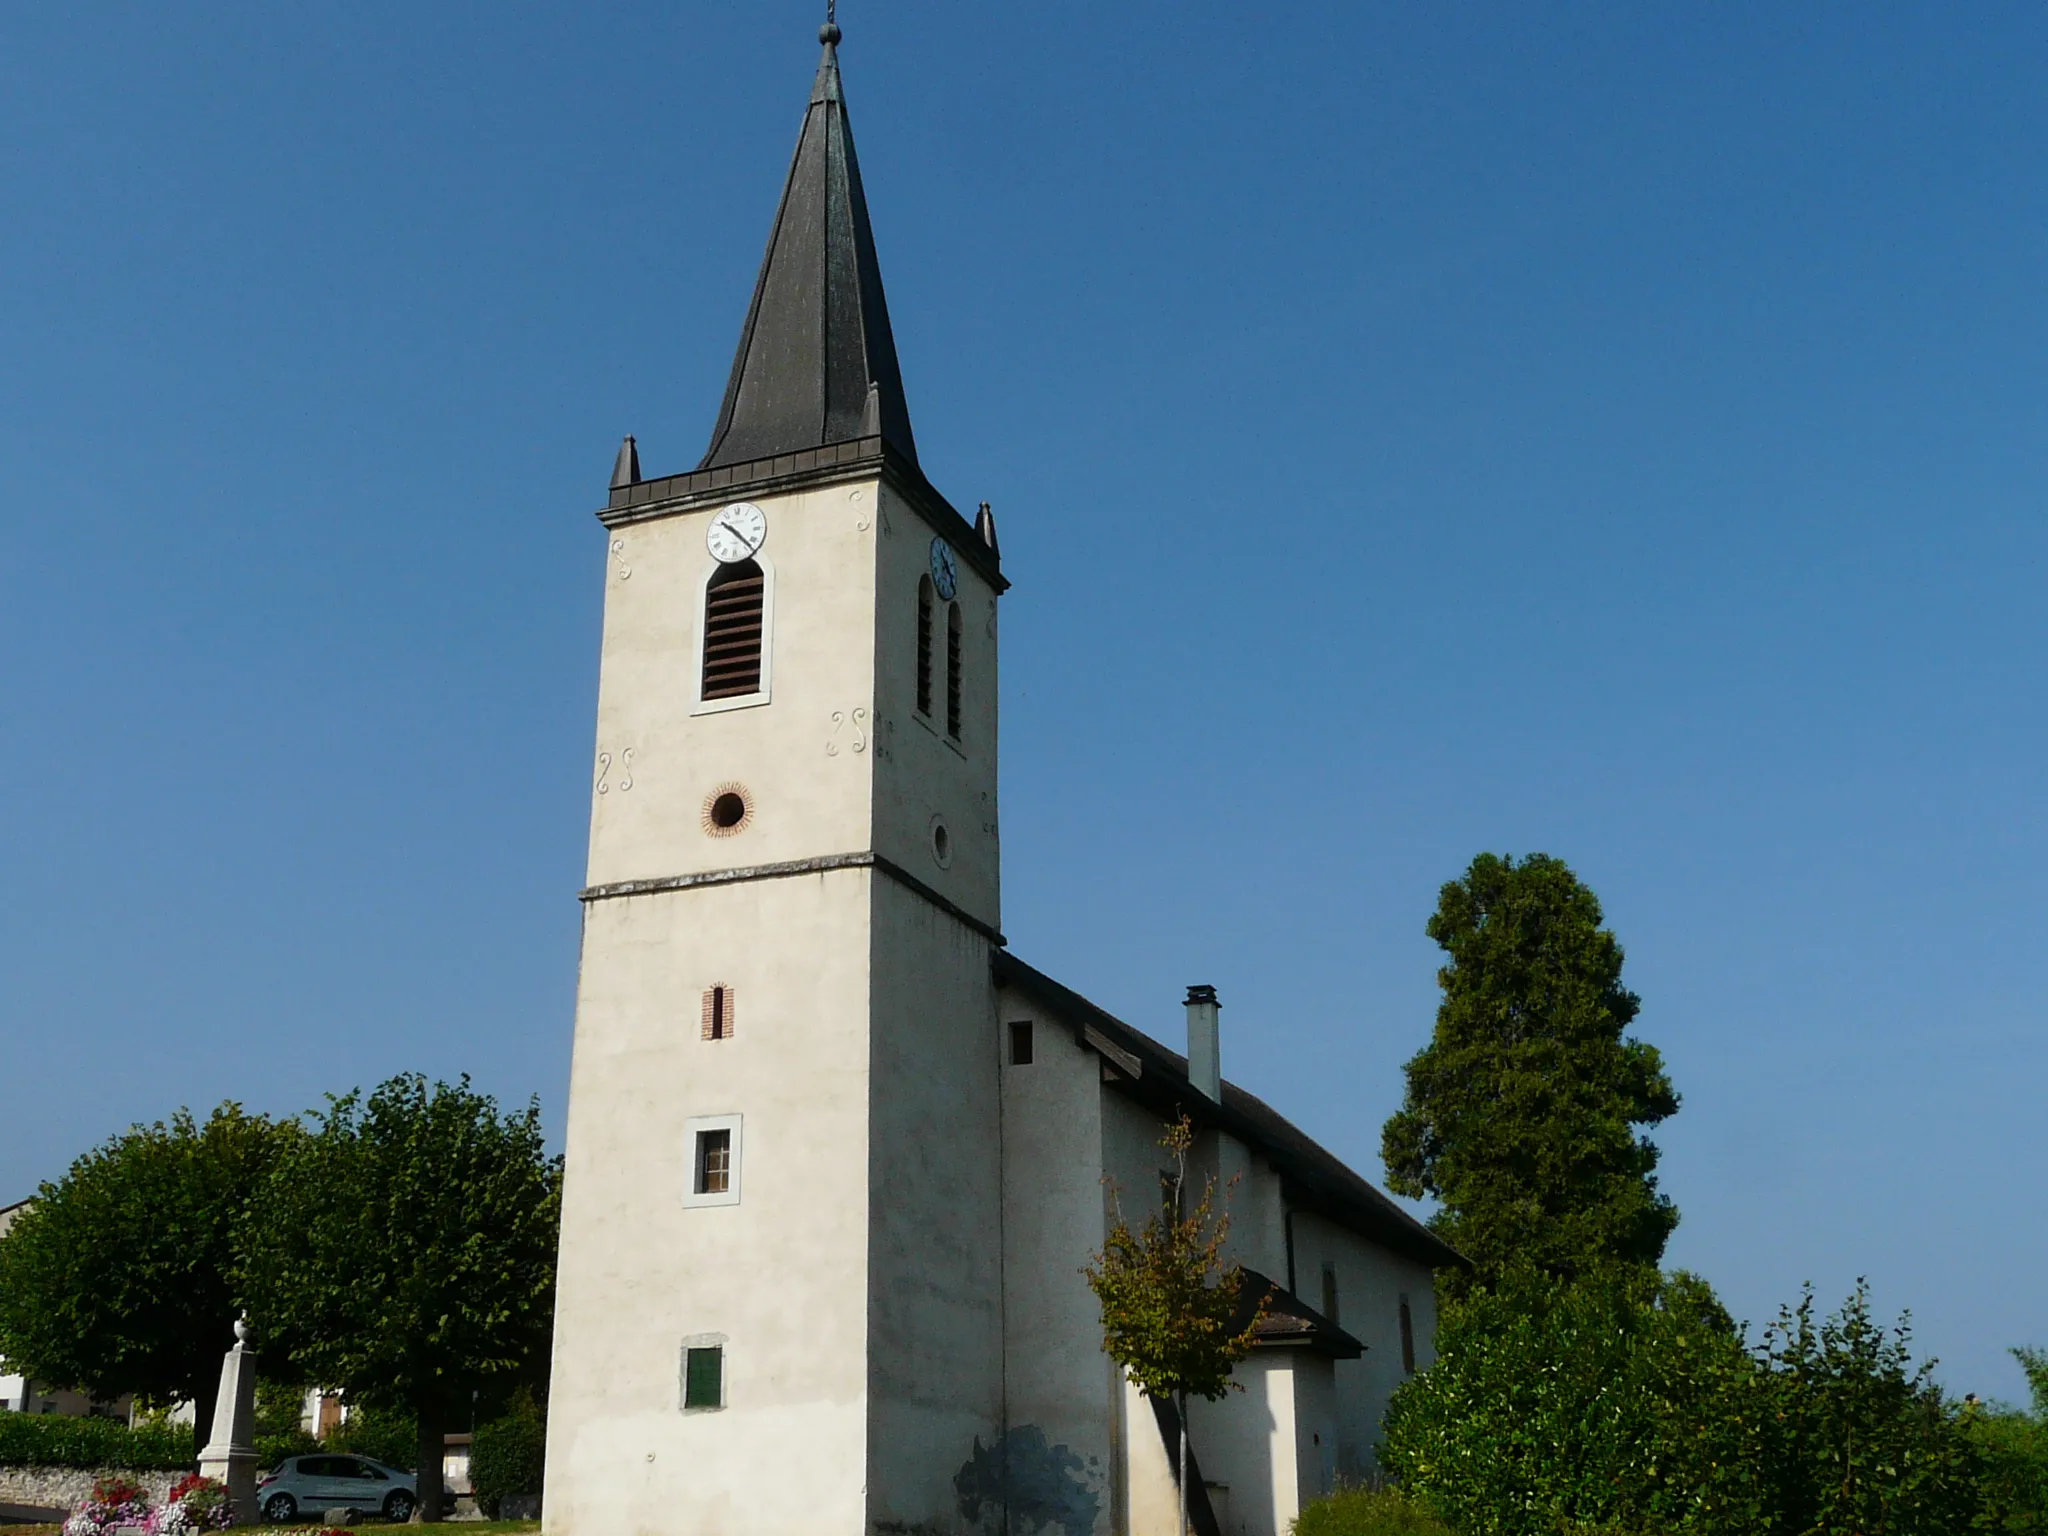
[0,1464,182,1518]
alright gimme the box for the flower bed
[62,1474,152,1536]
[146,1474,231,1534]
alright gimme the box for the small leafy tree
[1967,1347,2048,1535]
[236,1075,561,1522]
[1754,1282,1981,1535]
[1382,852,1680,1289]
[1381,1266,1763,1534]
[1086,1114,1266,1536]
[0,1103,295,1458]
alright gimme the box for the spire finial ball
[820,22,841,45]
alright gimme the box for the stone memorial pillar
[196,1318,259,1521]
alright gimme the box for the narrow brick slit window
[702,985,734,1041]
[915,576,934,716]
[946,603,963,740]
[702,560,765,700]
[695,1129,731,1196]
[1398,1293,1416,1374]
[1009,1020,1033,1066]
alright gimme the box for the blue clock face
[929,538,958,601]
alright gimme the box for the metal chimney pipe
[1185,984,1221,1101]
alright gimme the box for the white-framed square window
[683,1113,744,1208]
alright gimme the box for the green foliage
[1957,1346,2048,1534]
[2017,1348,2048,1419]
[251,1377,317,1469]
[0,1103,296,1455]
[0,1412,194,1471]
[1381,853,1680,1288]
[1966,1396,2048,1535]
[328,1404,420,1471]
[1291,1486,1452,1536]
[1084,1115,1267,1406]
[235,1074,560,1517]
[1386,1271,1988,1536]
[1750,1283,1981,1534]
[469,1390,547,1515]
[1381,1267,1762,1534]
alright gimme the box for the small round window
[930,816,953,870]
[703,785,753,837]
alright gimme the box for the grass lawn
[1,1525,540,1536]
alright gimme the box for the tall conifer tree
[1382,853,1680,1286]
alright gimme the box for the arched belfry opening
[916,575,935,717]
[702,560,765,700]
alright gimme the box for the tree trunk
[414,1405,445,1523]
[1177,1393,1188,1536]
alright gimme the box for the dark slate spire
[610,434,641,490]
[698,22,918,471]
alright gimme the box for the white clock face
[706,503,768,564]
[929,537,958,601]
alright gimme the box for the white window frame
[692,554,776,716]
[683,1113,744,1208]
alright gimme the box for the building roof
[698,23,918,473]
[1237,1270,1365,1358]
[993,952,1466,1272]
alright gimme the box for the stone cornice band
[579,850,1004,946]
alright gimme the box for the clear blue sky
[2,2,2042,1401]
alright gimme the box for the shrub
[1382,1266,1762,1535]
[1385,1271,1987,1536]
[469,1391,546,1517]
[1965,1405,2048,1535]
[254,1427,318,1471]
[326,1404,416,1471]
[0,1412,192,1470]
[1292,1485,1451,1536]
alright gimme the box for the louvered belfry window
[916,576,935,716]
[946,604,963,740]
[702,560,765,700]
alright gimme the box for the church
[542,22,1461,1536]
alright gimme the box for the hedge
[469,1394,546,1516]
[0,1412,192,1470]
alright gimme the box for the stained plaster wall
[550,469,1006,1536]
[547,872,875,1536]
[865,876,1005,1532]
[1187,1351,1337,1536]
[994,985,1119,1536]
[869,480,1000,925]
[582,478,886,888]
[1286,1209,1438,1479]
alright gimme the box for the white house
[541,21,1460,1536]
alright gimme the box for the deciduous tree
[1382,852,1680,1286]
[0,1103,293,1458]
[236,1075,560,1523]
[1085,1115,1265,1536]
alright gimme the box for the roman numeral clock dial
[707,502,768,563]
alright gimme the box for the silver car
[255,1453,442,1523]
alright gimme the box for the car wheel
[383,1490,416,1523]
[263,1492,298,1523]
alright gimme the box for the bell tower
[543,21,1010,1536]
